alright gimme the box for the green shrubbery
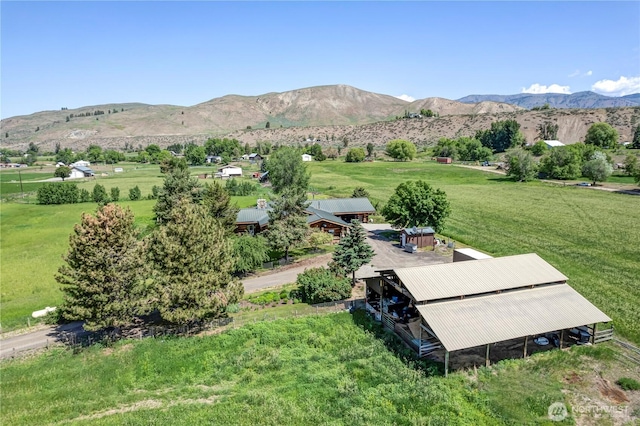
[616,377,640,391]
[225,178,258,196]
[297,267,351,304]
[36,182,80,204]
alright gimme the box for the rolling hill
[1,85,638,152]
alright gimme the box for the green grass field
[307,161,640,344]
[1,160,639,344]
[4,311,623,425]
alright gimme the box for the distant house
[69,166,95,179]
[218,165,242,178]
[248,153,262,162]
[55,162,66,168]
[70,160,90,168]
[240,154,250,161]
[302,154,313,162]
[235,197,376,242]
[544,140,565,149]
[206,155,222,164]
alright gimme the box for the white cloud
[568,70,593,78]
[521,84,571,94]
[591,76,640,97]
[395,94,415,102]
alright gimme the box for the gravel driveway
[356,223,451,278]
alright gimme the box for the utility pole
[18,169,24,199]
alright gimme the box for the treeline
[37,183,148,204]
[64,108,124,122]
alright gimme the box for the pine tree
[147,199,243,325]
[332,220,374,286]
[57,204,147,331]
[153,163,201,224]
[202,181,239,233]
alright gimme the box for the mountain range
[1,85,638,152]
[457,91,640,109]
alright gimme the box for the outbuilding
[364,253,612,374]
[401,227,435,249]
[69,166,95,179]
[218,165,242,178]
[302,154,313,162]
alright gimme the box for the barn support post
[591,323,597,344]
[560,330,564,349]
[523,336,528,358]
[444,351,449,377]
[485,344,490,367]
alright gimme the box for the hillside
[1,85,638,152]
[457,91,640,109]
[1,85,521,151]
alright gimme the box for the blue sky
[1,1,639,118]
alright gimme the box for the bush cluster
[37,183,129,205]
[225,178,258,196]
[296,267,351,304]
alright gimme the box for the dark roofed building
[235,197,376,241]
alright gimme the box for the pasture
[2,311,626,425]
[1,160,639,345]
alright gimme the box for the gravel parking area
[355,224,451,278]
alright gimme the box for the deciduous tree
[54,166,72,181]
[147,200,242,325]
[623,154,639,177]
[385,139,416,161]
[297,267,351,304]
[232,235,270,275]
[266,146,310,194]
[584,122,618,149]
[505,148,537,182]
[382,180,451,233]
[345,147,366,163]
[582,151,613,186]
[332,220,374,286]
[539,146,582,179]
[476,120,524,152]
[57,204,147,331]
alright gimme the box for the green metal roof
[308,198,375,215]
[305,206,348,226]
[236,208,270,226]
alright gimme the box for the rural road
[1,224,447,359]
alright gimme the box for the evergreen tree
[632,125,640,149]
[57,204,147,331]
[202,181,239,233]
[332,220,374,286]
[110,187,120,202]
[129,185,142,201]
[153,164,202,224]
[92,184,110,204]
[147,200,242,325]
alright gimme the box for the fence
[55,298,367,350]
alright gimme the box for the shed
[401,227,435,249]
[69,166,95,179]
[248,153,262,162]
[70,160,91,168]
[302,154,313,162]
[544,140,565,149]
[206,155,222,164]
[436,157,452,164]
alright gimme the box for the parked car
[576,182,591,187]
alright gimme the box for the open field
[2,312,637,425]
[308,161,640,344]
[2,159,639,345]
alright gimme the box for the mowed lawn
[308,160,640,344]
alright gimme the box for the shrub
[616,377,640,391]
[79,188,91,203]
[129,185,142,201]
[296,267,351,304]
[36,183,80,205]
[345,148,366,163]
[110,187,120,202]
